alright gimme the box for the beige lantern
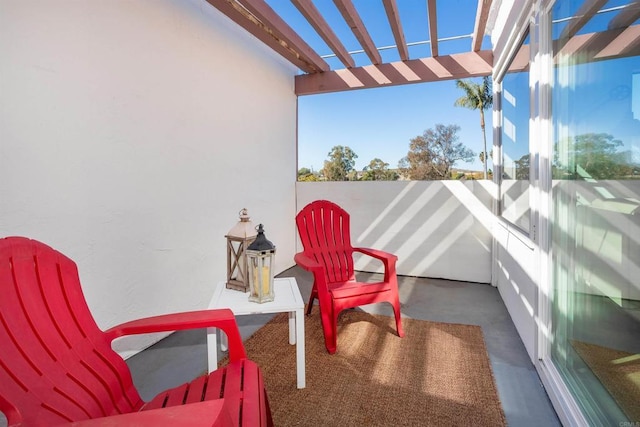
[225,208,257,292]
[247,224,276,303]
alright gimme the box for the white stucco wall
[296,181,493,283]
[494,222,537,359]
[0,0,298,357]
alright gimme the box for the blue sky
[264,0,494,172]
[298,80,492,172]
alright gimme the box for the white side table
[207,277,305,389]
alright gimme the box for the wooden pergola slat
[206,0,329,73]
[608,2,640,30]
[237,0,330,72]
[382,0,409,61]
[594,24,640,59]
[333,0,383,65]
[553,25,640,65]
[292,0,355,68]
[472,0,493,52]
[427,0,438,57]
[559,0,609,40]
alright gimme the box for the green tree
[514,154,530,180]
[322,145,358,181]
[479,150,493,166]
[361,158,398,181]
[347,170,359,181]
[399,124,475,180]
[554,133,634,179]
[297,167,319,182]
[453,171,466,180]
[454,76,493,179]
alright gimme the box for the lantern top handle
[226,208,257,238]
[248,224,276,252]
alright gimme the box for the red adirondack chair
[0,236,272,427]
[295,200,404,354]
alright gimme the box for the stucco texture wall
[0,0,298,356]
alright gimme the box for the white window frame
[533,1,590,425]
[494,9,535,241]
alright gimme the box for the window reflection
[500,33,530,232]
[550,0,640,424]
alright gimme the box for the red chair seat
[329,281,391,300]
[142,359,268,426]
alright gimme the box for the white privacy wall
[0,0,298,356]
[296,181,494,283]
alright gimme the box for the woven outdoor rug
[221,309,506,426]
[572,340,640,422]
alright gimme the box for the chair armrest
[66,399,230,426]
[104,309,246,362]
[294,252,324,273]
[294,252,329,293]
[354,247,398,282]
[354,247,397,262]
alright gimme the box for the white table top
[209,277,304,315]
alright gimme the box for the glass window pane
[550,1,640,424]
[500,34,530,232]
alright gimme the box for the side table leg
[206,327,218,373]
[288,311,296,345]
[295,308,306,388]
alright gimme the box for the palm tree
[454,77,493,179]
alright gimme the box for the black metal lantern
[247,224,276,303]
[225,209,257,292]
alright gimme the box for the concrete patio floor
[124,265,560,426]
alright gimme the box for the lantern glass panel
[247,250,275,303]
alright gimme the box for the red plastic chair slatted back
[0,237,143,427]
[295,200,355,284]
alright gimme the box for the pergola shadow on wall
[296,181,494,283]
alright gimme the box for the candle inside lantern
[252,265,270,297]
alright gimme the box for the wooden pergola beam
[292,0,355,68]
[295,50,493,95]
[472,0,493,52]
[206,0,329,73]
[382,0,409,61]
[333,0,382,65]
